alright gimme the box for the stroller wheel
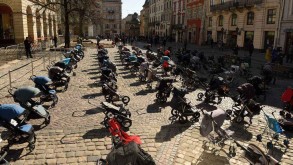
[279,110,285,117]
[51,95,58,108]
[161,97,167,103]
[179,115,188,124]
[229,146,236,157]
[63,83,69,92]
[121,118,132,128]
[267,142,273,149]
[105,95,112,103]
[217,97,222,104]
[102,117,110,128]
[197,93,204,100]
[122,96,130,104]
[156,93,161,99]
[45,115,51,125]
[284,140,290,147]
[256,135,262,142]
[285,113,292,119]
[171,109,180,117]
[235,115,243,123]
[106,111,114,118]
[193,111,200,119]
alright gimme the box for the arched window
[247,12,254,25]
[231,14,237,26]
[0,4,14,40]
[218,15,223,26]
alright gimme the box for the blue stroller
[0,104,36,163]
[54,58,77,74]
[256,111,290,149]
[30,75,58,108]
[8,87,51,125]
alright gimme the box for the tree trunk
[78,12,85,37]
[64,0,70,48]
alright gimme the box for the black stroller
[30,75,58,108]
[100,102,132,129]
[155,77,174,103]
[228,83,262,123]
[197,76,229,104]
[48,66,70,91]
[8,87,51,125]
[102,84,130,105]
[170,87,200,124]
[247,76,266,99]
[100,67,117,89]
[199,108,280,165]
[261,63,276,85]
[0,104,36,164]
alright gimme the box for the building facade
[162,0,173,38]
[141,0,150,37]
[0,0,58,46]
[173,0,186,42]
[101,0,122,36]
[186,0,205,45]
[206,0,281,50]
[279,0,292,54]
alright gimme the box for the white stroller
[199,108,280,164]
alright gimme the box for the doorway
[264,31,275,49]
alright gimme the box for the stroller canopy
[101,67,112,76]
[14,87,41,103]
[102,102,120,111]
[32,76,52,85]
[200,109,226,137]
[237,83,255,102]
[60,58,71,65]
[0,104,25,121]
[172,87,188,98]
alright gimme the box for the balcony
[210,0,263,12]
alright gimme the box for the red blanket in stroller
[281,87,293,106]
[108,119,142,145]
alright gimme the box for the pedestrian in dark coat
[248,41,254,56]
[24,37,33,58]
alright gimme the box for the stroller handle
[29,75,36,80]
[0,150,8,163]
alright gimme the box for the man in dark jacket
[24,37,32,58]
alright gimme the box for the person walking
[233,44,239,56]
[53,36,58,48]
[287,43,293,63]
[265,47,272,63]
[211,38,214,48]
[24,37,33,58]
[248,41,254,56]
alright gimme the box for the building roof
[143,0,150,7]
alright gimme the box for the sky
[122,0,145,18]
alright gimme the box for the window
[178,15,181,24]
[113,24,116,28]
[220,0,225,4]
[267,9,276,24]
[247,12,254,25]
[105,24,109,29]
[218,15,223,26]
[208,17,212,27]
[231,14,237,26]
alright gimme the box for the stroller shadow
[194,151,229,165]
[135,89,156,96]
[268,147,286,162]
[122,74,136,79]
[81,68,99,73]
[82,128,109,139]
[81,93,103,99]
[3,148,27,162]
[155,123,191,142]
[226,124,253,141]
[87,71,100,75]
[129,81,145,87]
[87,82,101,88]
[72,107,104,117]
[195,103,218,112]
[146,102,172,113]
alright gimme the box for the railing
[210,0,263,12]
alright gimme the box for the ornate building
[206,0,281,50]
[279,0,293,54]
[101,0,122,36]
[0,0,58,46]
[173,0,186,42]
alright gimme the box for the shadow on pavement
[82,93,103,99]
[155,123,191,142]
[135,89,156,96]
[146,101,171,113]
[3,148,26,162]
[268,147,286,162]
[87,71,100,75]
[72,107,104,117]
[195,103,218,112]
[122,74,136,79]
[129,81,144,87]
[90,76,100,80]
[226,124,253,141]
[82,128,109,139]
[194,151,229,165]
[81,68,99,73]
[87,82,101,88]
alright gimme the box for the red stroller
[281,87,293,118]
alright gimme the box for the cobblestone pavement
[0,40,292,165]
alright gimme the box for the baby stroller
[247,76,266,100]
[228,83,261,123]
[170,87,200,124]
[130,56,145,75]
[97,118,155,165]
[102,84,130,105]
[30,75,58,108]
[138,62,149,82]
[256,111,290,149]
[48,66,70,91]
[100,102,132,129]
[55,57,77,74]
[199,108,280,165]
[280,87,293,119]
[100,67,117,89]
[262,63,276,85]
[197,76,229,104]
[8,87,51,125]
[0,104,36,160]
[155,77,174,103]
